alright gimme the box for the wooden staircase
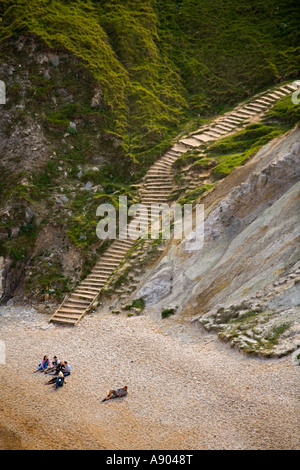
[50,148,182,325]
[50,81,298,325]
[179,83,298,147]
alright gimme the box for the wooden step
[235,108,256,116]
[167,149,183,155]
[145,183,173,188]
[51,318,77,325]
[246,102,268,110]
[88,272,111,279]
[229,112,248,120]
[81,280,106,286]
[260,95,276,102]
[203,130,222,138]
[272,90,285,100]
[63,300,89,308]
[76,285,99,291]
[244,104,265,112]
[277,86,291,94]
[215,122,236,130]
[101,250,127,257]
[146,177,173,182]
[161,156,177,163]
[210,126,228,134]
[179,137,203,147]
[254,98,272,106]
[72,292,96,299]
[97,261,121,268]
[96,260,119,266]
[65,298,90,306]
[91,266,115,272]
[57,308,86,316]
[115,239,136,246]
[79,287,102,293]
[223,116,244,123]
[142,192,169,197]
[105,248,129,256]
[153,161,172,168]
[282,83,298,91]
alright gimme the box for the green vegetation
[265,94,300,126]
[1,0,299,162]
[124,298,145,311]
[208,123,283,178]
[25,251,72,300]
[195,96,300,180]
[216,309,293,355]
[265,322,292,346]
[161,308,175,319]
[177,184,214,205]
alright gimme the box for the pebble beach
[0,304,299,450]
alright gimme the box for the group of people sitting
[33,355,128,400]
[33,355,71,389]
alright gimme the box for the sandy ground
[0,304,299,450]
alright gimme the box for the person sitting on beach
[55,371,65,390]
[44,356,59,374]
[48,361,64,376]
[33,356,50,373]
[46,361,66,379]
[62,361,71,377]
[102,386,128,402]
[46,371,67,386]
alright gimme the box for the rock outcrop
[136,126,300,357]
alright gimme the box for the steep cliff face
[136,126,300,357]
[0,36,138,304]
[1,0,299,305]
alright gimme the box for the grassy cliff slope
[0,0,299,303]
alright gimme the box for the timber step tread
[63,304,89,310]
[57,309,86,316]
[72,292,96,299]
[51,318,79,325]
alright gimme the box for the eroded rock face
[137,127,300,356]
[138,266,173,306]
[198,262,300,357]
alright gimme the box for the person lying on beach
[102,386,128,402]
[33,356,50,373]
[44,356,59,374]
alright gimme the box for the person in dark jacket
[55,372,65,389]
